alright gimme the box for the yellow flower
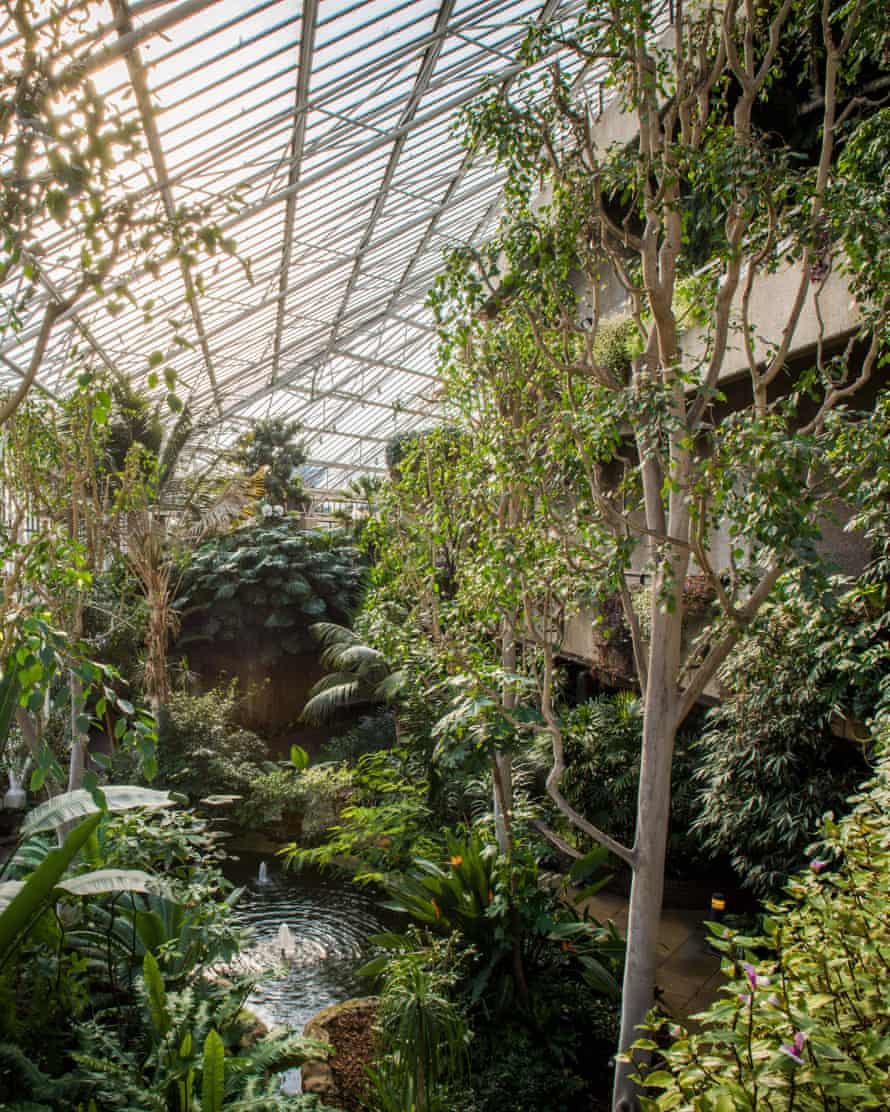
[450,855,463,867]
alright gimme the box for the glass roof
[0,0,617,492]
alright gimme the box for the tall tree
[1,0,242,424]
[443,1,890,1106]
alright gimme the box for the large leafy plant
[233,418,309,513]
[560,694,701,874]
[372,834,623,1008]
[73,952,326,1112]
[174,520,364,661]
[150,686,268,806]
[635,716,890,1110]
[691,571,882,895]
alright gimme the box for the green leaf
[290,744,309,771]
[0,814,101,958]
[143,951,169,1035]
[22,786,174,838]
[56,869,165,898]
[201,1028,225,1112]
[568,844,610,885]
[46,189,70,224]
[0,667,20,751]
[356,955,389,977]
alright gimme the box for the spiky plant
[301,622,405,725]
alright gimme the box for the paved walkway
[545,876,725,1021]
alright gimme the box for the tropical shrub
[174,520,365,660]
[371,836,623,1011]
[284,748,436,880]
[233,417,310,513]
[0,788,331,1110]
[364,839,624,1112]
[691,574,880,895]
[560,694,700,874]
[635,723,890,1110]
[367,938,471,1112]
[302,622,403,725]
[71,952,325,1112]
[238,762,357,843]
[320,711,398,764]
[151,687,269,805]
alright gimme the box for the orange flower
[431,898,441,919]
[561,941,577,954]
[450,855,463,867]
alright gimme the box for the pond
[225,853,394,1047]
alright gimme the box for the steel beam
[314,0,456,374]
[271,0,319,385]
[112,0,222,414]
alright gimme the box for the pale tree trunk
[493,750,513,855]
[67,672,88,794]
[612,608,681,1109]
[494,611,517,855]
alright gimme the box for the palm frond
[301,679,367,724]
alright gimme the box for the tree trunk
[67,671,88,794]
[612,606,682,1111]
[493,750,513,855]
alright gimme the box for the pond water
[225,853,394,1035]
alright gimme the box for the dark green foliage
[367,939,471,1112]
[174,520,364,659]
[320,711,397,764]
[638,717,890,1110]
[0,790,329,1111]
[468,992,620,1112]
[152,687,268,805]
[383,427,462,473]
[234,418,309,512]
[236,763,356,844]
[365,838,623,1112]
[72,951,325,1111]
[375,835,623,1009]
[560,694,700,874]
[285,748,435,880]
[302,622,403,725]
[692,578,880,896]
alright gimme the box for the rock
[238,1008,269,1049]
[302,997,380,1111]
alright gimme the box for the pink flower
[810,858,828,873]
[743,962,770,989]
[780,1031,807,1065]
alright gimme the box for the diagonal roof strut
[112,0,223,415]
[271,0,319,386]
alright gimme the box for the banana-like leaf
[0,882,25,911]
[0,813,101,957]
[201,1028,225,1112]
[178,1031,195,1111]
[22,785,175,838]
[143,951,169,1035]
[56,869,166,898]
[0,666,20,753]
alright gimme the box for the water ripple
[225,854,394,1036]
